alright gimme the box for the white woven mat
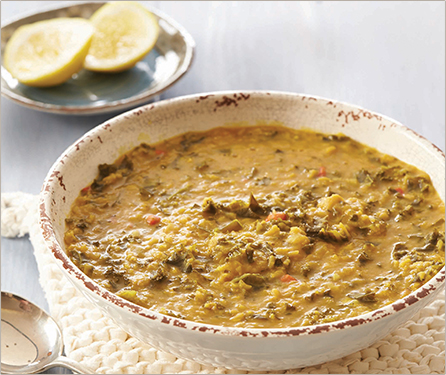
[1,192,445,374]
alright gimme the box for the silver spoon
[1,291,90,374]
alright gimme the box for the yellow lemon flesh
[4,18,95,87]
[84,2,159,73]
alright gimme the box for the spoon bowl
[1,291,89,374]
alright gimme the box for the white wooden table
[1,1,444,373]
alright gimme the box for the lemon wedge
[84,2,159,73]
[4,18,95,87]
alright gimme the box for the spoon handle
[43,356,91,374]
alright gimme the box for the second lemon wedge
[84,2,160,73]
[4,18,95,87]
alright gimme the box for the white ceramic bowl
[40,91,445,371]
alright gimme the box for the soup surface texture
[65,126,445,328]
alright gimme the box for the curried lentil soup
[65,126,445,328]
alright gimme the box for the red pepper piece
[146,214,161,225]
[281,274,297,283]
[318,166,326,177]
[395,187,404,195]
[266,212,288,222]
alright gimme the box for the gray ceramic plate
[1,2,195,115]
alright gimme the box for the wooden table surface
[1,1,444,373]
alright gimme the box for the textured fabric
[1,192,445,374]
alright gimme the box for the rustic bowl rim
[39,90,445,338]
[1,1,195,115]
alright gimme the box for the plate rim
[0,1,195,115]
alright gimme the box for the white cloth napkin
[1,192,445,374]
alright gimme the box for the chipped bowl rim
[40,90,445,338]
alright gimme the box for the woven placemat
[1,192,445,374]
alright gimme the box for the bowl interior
[1,2,194,114]
[41,91,445,326]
